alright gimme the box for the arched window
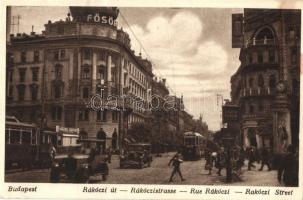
[258,75,264,88]
[255,27,275,44]
[54,64,63,79]
[82,66,90,79]
[54,85,62,98]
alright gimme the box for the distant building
[6,7,153,150]
[231,9,300,153]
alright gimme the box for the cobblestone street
[5,152,281,186]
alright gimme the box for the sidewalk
[219,160,281,186]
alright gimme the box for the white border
[0,0,302,199]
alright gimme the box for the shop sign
[87,14,118,27]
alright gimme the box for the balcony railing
[241,87,276,97]
[246,38,276,48]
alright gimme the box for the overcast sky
[10,1,302,130]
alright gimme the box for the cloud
[125,11,228,94]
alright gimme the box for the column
[107,54,112,96]
[256,133,263,149]
[77,49,81,95]
[92,51,97,94]
[243,128,250,149]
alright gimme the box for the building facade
[6,7,153,150]
[231,9,300,153]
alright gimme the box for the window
[34,51,39,62]
[291,48,297,64]
[112,111,118,122]
[248,77,254,88]
[83,49,91,60]
[54,85,62,99]
[289,29,295,40]
[258,103,264,112]
[97,67,105,81]
[17,84,26,101]
[55,64,62,79]
[58,26,64,35]
[269,49,275,63]
[83,87,89,98]
[258,51,263,63]
[22,131,31,144]
[82,67,90,79]
[10,130,20,144]
[8,85,13,96]
[9,70,13,82]
[54,51,59,61]
[19,68,26,82]
[60,50,66,59]
[249,105,254,114]
[97,110,107,121]
[30,84,38,101]
[32,68,39,82]
[21,51,26,63]
[258,75,264,88]
[269,75,276,88]
[98,52,106,61]
[52,106,62,121]
[79,110,89,121]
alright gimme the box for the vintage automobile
[50,138,109,183]
[120,143,152,169]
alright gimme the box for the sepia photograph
[2,2,301,197]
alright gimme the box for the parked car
[120,143,152,169]
[50,138,109,183]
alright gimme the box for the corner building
[231,9,300,153]
[6,7,153,150]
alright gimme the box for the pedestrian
[278,145,298,187]
[107,148,112,163]
[247,147,256,171]
[259,147,271,171]
[168,153,185,182]
[64,152,77,179]
[205,150,214,175]
[215,147,225,176]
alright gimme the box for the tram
[181,131,206,160]
[5,116,40,169]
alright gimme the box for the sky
[9,1,302,131]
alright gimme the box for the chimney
[162,78,166,85]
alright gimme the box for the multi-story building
[6,7,153,151]
[231,9,300,153]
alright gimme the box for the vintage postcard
[0,0,302,199]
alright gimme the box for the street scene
[5,6,300,187]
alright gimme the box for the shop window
[98,52,106,61]
[52,106,62,121]
[21,51,26,63]
[97,66,105,82]
[19,68,26,82]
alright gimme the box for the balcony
[241,87,276,97]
